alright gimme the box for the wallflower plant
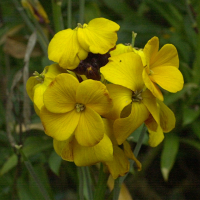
[26,17,184,200]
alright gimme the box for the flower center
[132,90,143,102]
[75,103,85,112]
[33,70,45,83]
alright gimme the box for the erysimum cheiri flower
[48,18,120,70]
[53,118,141,178]
[40,73,113,147]
[142,36,184,101]
[101,52,160,145]
[26,63,65,115]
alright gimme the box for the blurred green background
[1,0,200,199]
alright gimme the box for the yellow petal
[143,36,159,67]
[101,52,144,91]
[123,141,142,171]
[33,83,47,113]
[48,29,88,69]
[114,103,149,145]
[142,89,160,125]
[76,79,113,115]
[73,134,113,166]
[158,100,176,132]
[151,44,179,69]
[53,138,74,161]
[104,84,132,120]
[110,44,133,57]
[104,146,129,179]
[44,74,78,113]
[102,118,118,146]
[44,63,66,80]
[77,18,120,54]
[148,125,164,147]
[26,76,39,101]
[145,115,158,132]
[40,106,80,141]
[151,66,184,93]
[74,107,104,147]
[142,69,164,101]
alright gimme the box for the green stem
[113,124,147,200]
[78,166,94,200]
[94,163,108,200]
[79,0,85,24]
[78,167,84,200]
[51,0,64,32]
[17,146,52,200]
[67,0,72,28]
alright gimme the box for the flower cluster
[26,18,184,179]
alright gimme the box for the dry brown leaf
[3,36,42,58]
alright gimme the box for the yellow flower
[53,119,114,166]
[103,119,141,179]
[40,73,113,146]
[142,36,184,101]
[101,52,159,145]
[26,64,65,115]
[48,18,120,70]
[21,0,50,24]
[145,100,176,147]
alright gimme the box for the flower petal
[123,141,142,171]
[26,76,39,101]
[148,126,164,147]
[151,44,179,69]
[73,134,113,166]
[44,74,78,113]
[142,69,164,101]
[101,52,144,91]
[77,18,120,54]
[110,44,133,56]
[53,138,74,161]
[114,102,149,145]
[151,66,184,93]
[48,29,88,69]
[142,89,160,125]
[104,84,132,120]
[75,107,104,146]
[76,79,112,115]
[33,83,48,114]
[104,146,129,179]
[143,36,159,67]
[158,100,176,132]
[40,106,80,141]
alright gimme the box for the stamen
[75,103,85,112]
[132,90,143,102]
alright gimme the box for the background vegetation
[0,0,200,199]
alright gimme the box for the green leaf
[183,105,200,126]
[161,134,179,181]
[0,136,52,176]
[17,177,35,200]
[180,138,200,151]
[0,154,17,176]
[48,151,62,176]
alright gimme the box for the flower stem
[67,0,72,28]
[79,0,85,24]
[78,166,94,200]
[94,163,108,200]
[112,124,147,200]
[51,0,64,32]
